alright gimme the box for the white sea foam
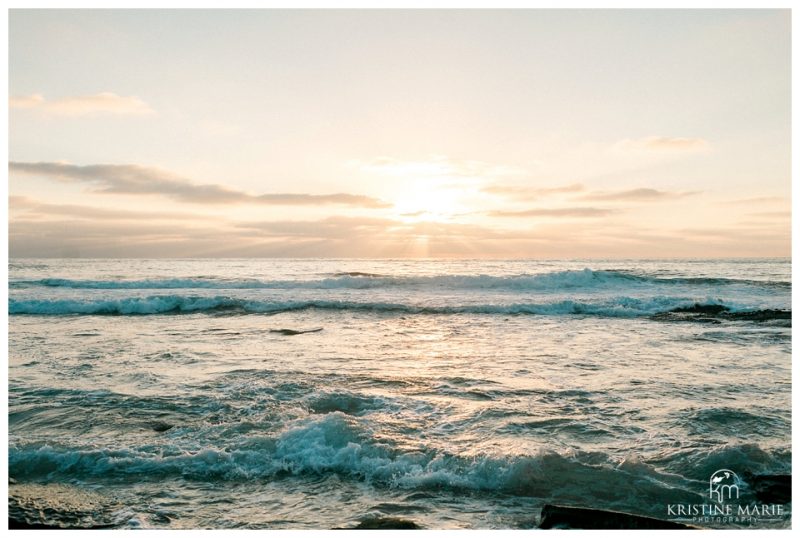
[9,412,788,502]
[8,294,754,316]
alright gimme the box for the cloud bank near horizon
[8,153,789,258]
[10,92,155,117]
[10,208,789,259]
[9,161,392,208]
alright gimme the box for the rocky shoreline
[8,474,792,530]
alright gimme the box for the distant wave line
[8,269,790,291]
[7,294,787,318]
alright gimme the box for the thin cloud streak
[481,183,585,200]
[722,196,786,205]
[745,211,791,218]
[678,226,790,242]
[488,207,614,218]
[237,216,398,238]
[614,136,710,152]
[9,195,208,221]
[9,161,391,208]
[236,216,522,242]
[9,92,154,116]
[579,188,699,202]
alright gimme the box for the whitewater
[7,258,792,529]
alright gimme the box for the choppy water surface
[8,259,792,528]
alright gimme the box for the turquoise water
[7,259,792,528]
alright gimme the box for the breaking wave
[8,412,788,507]
[7,295,762,317]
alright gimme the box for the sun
[391,184,465,223]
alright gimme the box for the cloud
[237,216,398,238]
[9,214,516,258]
[9,92,154,116]
[678,226,790,244]
[481,183,585,200]
[9,218,247,258]
[722,196,786,205]
[239,216,513,239]
[746,211,791,218]
[9,212,789,259]
[253,193,389,207]
[578,188,699,202]
[487,207,614,218]
[615,136,710,152]
[9,161,391,208]
[9,195,205,221]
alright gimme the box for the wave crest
[11,414,787,511]
[10,269,790,291]
[8,295,746,317]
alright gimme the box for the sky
[8,9,791,258]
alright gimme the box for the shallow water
[7,259,792,528]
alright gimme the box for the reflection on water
[8,259,792,528]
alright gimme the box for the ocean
[7,258,792,529]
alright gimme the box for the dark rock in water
[653,304,791,325]
[353,517,421,529]
[9,518,66,530]
[671,303,730,315]
[8,518,117,530]
[651,312,722,324]
[745,473,791,504]
[307,393,377,416]
[270,328,323,336]
[9,483,121,529]
[538,504,695,529]
[149,421,174,432]
[726,309,791,322]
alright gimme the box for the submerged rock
[671,303,730,315]
[353,517,421,529]
[9,482,121,529]
[148,421,174,432]
[651,304,791,325]
[538,504,695,530]
[725,309,791,322]
[9,518,67,529]
[270,328,324,336]
[650,312,722,324]
[746,473,791,505]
